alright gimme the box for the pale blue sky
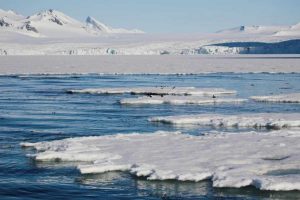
[1,0,300,33]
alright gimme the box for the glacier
[1,9,300,55]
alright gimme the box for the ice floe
[120,96,246,105]
[67,87,236,96]
[21,130,300,191]
[251,93,300,103]
[149,113,300,129]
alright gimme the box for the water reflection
[134,178,212,198]
[77,172,125,186]
[77,172,300,199]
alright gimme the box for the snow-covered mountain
[218,25,287,35]
[274,23,300,37]
[0,9,40,37]
[85,16,144,34]
[0,9,23,20]
[0,9,300,55]
[0,9,144,38]
[218,24,300,37]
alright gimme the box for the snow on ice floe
[149,113,300,129]
[120,96,246,105]
[67,87,236,96]
[21,131,300,191]
[251,93,300,103]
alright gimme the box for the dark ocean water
[0,73,300,200]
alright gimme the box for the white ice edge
[67,87,237,96]
[251,93,300,103]
[149,113,300,129]
[120,96,246,105]
[21,131,300,191]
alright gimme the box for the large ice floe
[251,93,300,103]
[149,113,300,129]
[21,130,300,191]
[67,87,236,96]
[120,96,246,105]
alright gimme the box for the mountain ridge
[217,24,300,37]
[0,9,300,55]
[0,9,144,38]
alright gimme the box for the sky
[1,0,300,33]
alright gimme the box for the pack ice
[251,93,300,103]
[67,87,236,96]
[21,131,300,191]
[120,96,246,105]
[149,113,300,129]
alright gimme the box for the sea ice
[149,113,300,129]
[67,87,236,96]
[0,55,299,74]
[120,96,246,105]
[251,93,300,103]
[21,130,300,191]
